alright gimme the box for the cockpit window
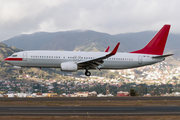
[12,55,17,57]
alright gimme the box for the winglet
[105,46,110,52]
[110,43,120,55]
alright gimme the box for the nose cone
[4,58,9,61]
[4,58,22,61]
[4,58,11,64]
[4,57,13,65]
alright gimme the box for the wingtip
[105,46,110,52]
[164,24,171,27]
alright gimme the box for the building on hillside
[143,93,151,97]
[36,93,43,97]
[107,94,114,97]
[117,91,129,97]
[7,93,14,98]
[75,91,89,97]
[70,94,78,97]
[31,93,43,97]
[97,93,114,97]
[163,92,180,96]
[97,94,106,97]
[88,91,97,97]
[17,93,28,98]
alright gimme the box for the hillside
[3,30,180,59]
[3,30,120,52]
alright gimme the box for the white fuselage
[5,51,163,70]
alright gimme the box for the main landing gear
[85,70,91,76]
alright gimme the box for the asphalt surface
[0,97,180,101]
[0,106,180,116]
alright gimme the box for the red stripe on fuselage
[4,58,22,61]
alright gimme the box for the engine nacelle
[61,62,78,72]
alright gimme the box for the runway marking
[9,108,136,111]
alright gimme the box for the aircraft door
[23,52,27,61]
[138,55,142,64]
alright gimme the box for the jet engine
[61,62,78,72]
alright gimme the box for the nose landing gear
[19,69,23,74]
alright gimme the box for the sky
[0,0,180,41]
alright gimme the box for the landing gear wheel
[85,71,91,76]
[19,69,23,74]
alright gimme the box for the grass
[0,100,180,106]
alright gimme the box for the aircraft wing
[77,43,120,69]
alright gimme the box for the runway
[0,106,180,116]
[0,96,180,101]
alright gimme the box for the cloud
[0,0,180,41]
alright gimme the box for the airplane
[4,25,173,76]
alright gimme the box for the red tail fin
[130,25,171,55]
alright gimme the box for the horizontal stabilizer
[152,54,174,59]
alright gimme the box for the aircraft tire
[19,70,23,74]
[85,71,91,76]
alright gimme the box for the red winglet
[105,46,110,52]
[110,43,120,55]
